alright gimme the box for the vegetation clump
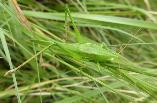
[1,0,157,103]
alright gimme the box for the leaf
[24,11,157,30]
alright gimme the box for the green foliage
[0,0,157,103]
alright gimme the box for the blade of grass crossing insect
[66,5,81,42]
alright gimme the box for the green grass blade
[0,28,21,103]
[24,11,157,30]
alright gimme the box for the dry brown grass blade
[12,0,32,31]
